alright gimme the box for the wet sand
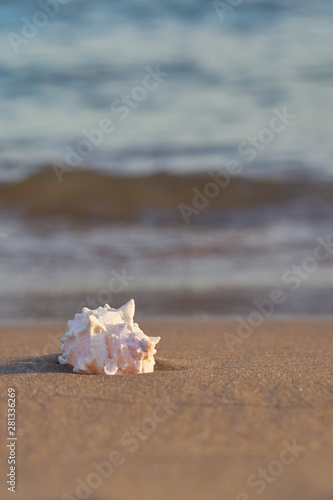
[0,319,333,500]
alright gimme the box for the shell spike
[119,299,135,330]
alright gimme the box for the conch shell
[58,300,160,375]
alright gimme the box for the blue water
[1,0,333,180]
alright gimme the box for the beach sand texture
[1,319,333,500]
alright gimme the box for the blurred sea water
[1,0,333,178]
[1,0,333,319]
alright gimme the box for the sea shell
[58,300,160,375]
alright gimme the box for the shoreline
[2,313,333,326]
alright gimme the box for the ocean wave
[0,168,332,225]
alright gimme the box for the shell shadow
[0,353,74,374]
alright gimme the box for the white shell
[59,300,160,375]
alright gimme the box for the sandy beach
[2,1,333,499]
[1,319,333,500]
